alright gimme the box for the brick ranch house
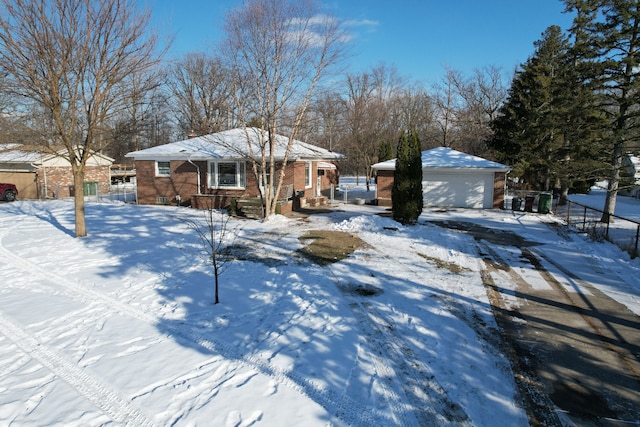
[372,147,511,209]
[0,144,113,199]
[125,127,342,213]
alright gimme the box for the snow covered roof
[626,155,640,181]
[0,144,41,163]
[125,127,343,162]
[0,144,114,166]
[371,147,511,172]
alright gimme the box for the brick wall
[135,159,339,209]
[38,166,111,198]
[289,161,339,200]
[319,165,339,198]
[375,170,394,206]
[493,171,507,209]
[135,159,292,207]
[135,160,203,205]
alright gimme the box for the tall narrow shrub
[392,130,423,224]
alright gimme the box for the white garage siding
[371,147,510,209]
[422,170,494,209]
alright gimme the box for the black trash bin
[511,196,522,211]
[538,192,552,214]
[524,195,535,212]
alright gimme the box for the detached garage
[372,147,511,209]
[0,144,113,199]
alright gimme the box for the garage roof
[371,147,511,172]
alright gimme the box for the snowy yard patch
[1,182,639,426]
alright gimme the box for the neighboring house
[0,144,114,199]
[125,127,342,211]
[372,147,511,209]
[620,154,640,199]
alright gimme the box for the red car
[0,183,18,202]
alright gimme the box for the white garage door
[422,171,494,208]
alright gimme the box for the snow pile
[333,213,399,233]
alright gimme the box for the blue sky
[152,0,574,84]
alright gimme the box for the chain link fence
[507,191,639,258]
[84,183,136,204]
[555,200,639,258]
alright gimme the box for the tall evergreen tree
[565,0,640,221]
[554,22,610,200]
[378,140,394,163]
[489,25,607,196]
[392,130,423,224]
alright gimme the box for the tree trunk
[214,264,220,304]
[559,180,569,206]
[73,166,87,237]
[601,143,623,223]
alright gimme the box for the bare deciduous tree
[0,0,163,236]
[109,70,173,164]
[391,85,436,147]
[183,206,235,305]
[432,67,464,148]
[221,0,347,218]
[450,65,508,154]
[343,64,404,189]
[431,66,508,153]
[169,53,233,137]
[308,90,347,153]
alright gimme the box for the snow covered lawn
[1,185,639,426]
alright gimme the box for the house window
[156,161,170,177]
[305,161,312,188]
[208,161,246,189]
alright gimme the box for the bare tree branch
[221,0,348,218]
[0,0,165,236]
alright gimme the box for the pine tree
[489,25,607,196]
[378,140,394,163]
[554,25,609,201]
[564,0,640,222]
[392,130,423,224]
[490,26,564,189]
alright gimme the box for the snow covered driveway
[435,218,640,425]
[1,198,639,426]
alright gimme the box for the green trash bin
[538,192,552,214]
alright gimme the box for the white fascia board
[424,166,512,173]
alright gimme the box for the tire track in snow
[346,300,441,427]
[323,255,473,427]
[329,244,472,426]
[0,311,156,427]
[362,300,474,427]
[350,295,472,427]
[475,241,571,426]
[0,219,380,427]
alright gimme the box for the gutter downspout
[187,157,201,195]
[504,169,511,210]
[32,154,47,199]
